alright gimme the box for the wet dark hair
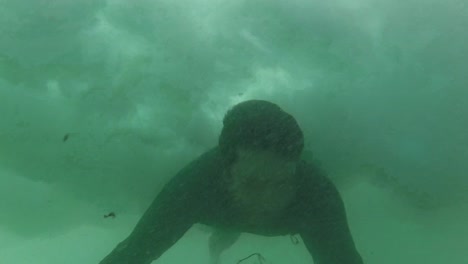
[218,100,304,165]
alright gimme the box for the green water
[0,0,467,263]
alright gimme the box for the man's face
[228,148,299,217]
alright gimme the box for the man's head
[218,100,304,217]
[219,100,304,165]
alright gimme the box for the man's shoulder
[296,160,341,205]
[181,146,224,172]
[157,147,225,202]
[297,160,332,186]
[171,147,225,186]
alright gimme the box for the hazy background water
[1,0,467,263]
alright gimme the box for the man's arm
[99,152,215,264]
[299,164,364,264]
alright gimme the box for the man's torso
[182,148,326,237]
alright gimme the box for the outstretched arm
[299,164,364,264]
[99,154,212,264]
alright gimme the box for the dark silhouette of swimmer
[99,100,364,264]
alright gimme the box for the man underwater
[99,100,364,264]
